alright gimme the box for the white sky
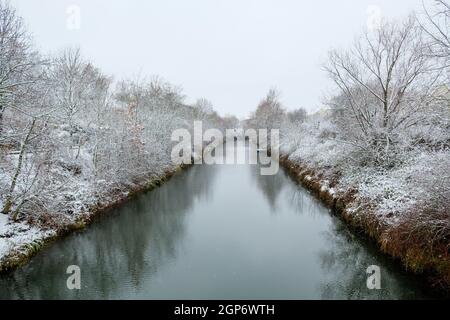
[11,0,425,118]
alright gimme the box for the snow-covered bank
[0,164,187,272]
[280,152,450,289]
[0,0,234,270]
[247,93,450,289]
[278,133,450,289]
[0,213,56,270]
[246,6,450,289]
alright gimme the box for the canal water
[0,147,438,299]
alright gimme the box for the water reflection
[316,217,436,300]
[251,165,285,213]
[0,165,217,299]
[0,152,440,300]
[248,163,438,299]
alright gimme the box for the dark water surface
[0,147,439,299]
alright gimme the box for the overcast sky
[11,0,425,118]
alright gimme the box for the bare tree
[324,16,439,165]
[2,118,35,216]
[253,88,286,130]
[193,98,215,120]
[49,48,112,161]
[50,48,102,132]
[0,0,41,138]
[418,0,450,118]
[221,114,239,129]
[419,0,450,60]
[287,108,308,125]
[0,1,52,219]
[0,0,227,227]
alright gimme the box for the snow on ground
[0,214,55,262]
[281,117,450,227]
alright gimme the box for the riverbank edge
[279,155,450,292]
[0,164,190,274]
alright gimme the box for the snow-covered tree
[324,16,440,166]
[252,88,286,130]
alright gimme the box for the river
[0,146,438,299]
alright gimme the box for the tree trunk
[2,119,36,216]
[0,104,4,136]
